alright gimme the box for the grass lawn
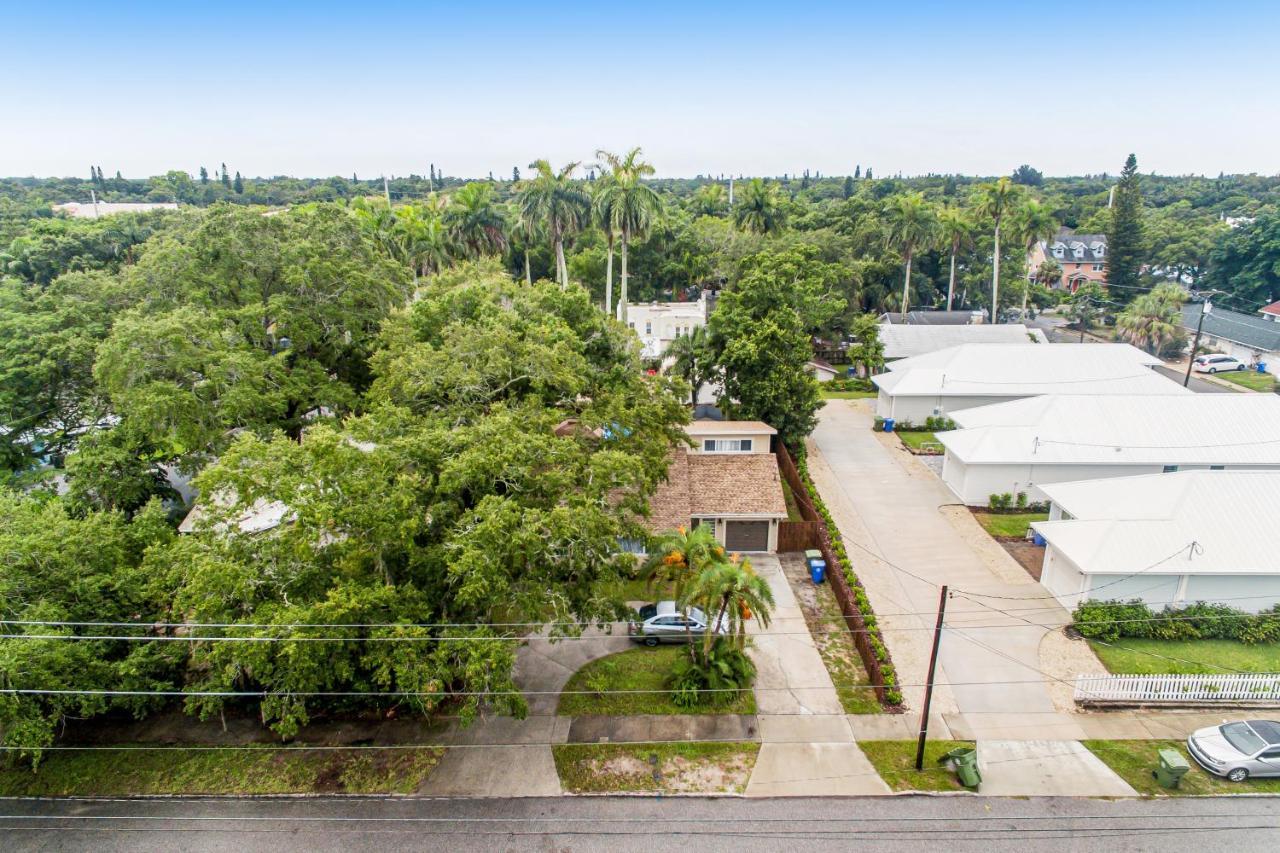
[858,740,976,792]
[607,575,675,604]
[896,431,941,454]
[1088,638,1280,675]
[553,742,759,794]
[821,389,877,399]
[0,746,443,796]
[557,645,757,716]
[780,477,806,521]
[803,576,881,714]
[1083,740,1280,796]
[1215,369,1277,392]
[973,510,1048,539]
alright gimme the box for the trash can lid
[1158,748,1189,770]
[804,549,822,560]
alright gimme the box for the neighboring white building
[937,394,1280,505]
[1032,471,1280,613]
[54,201,179,219]
[1180,303,1280,376]
[872,343,1179,422]
[878,323,1048,361]
[627,294,709,360]
[685,420,775,454]
[805,358,839,382]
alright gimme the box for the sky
[3,1,1278,179]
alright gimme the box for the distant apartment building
[626,293,710,360]
[54,201,179,219]
[1027,228,1107,292]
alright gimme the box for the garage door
[724,520,769,552]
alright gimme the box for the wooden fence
[777,521,822,552]
[1075,673,1280,708]
[774,442,895,707]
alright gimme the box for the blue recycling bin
[847,366,857,378]
[1032,531,1046,546]
[809,559,826,584]
[883,418,896,432]
[1257,363,1267,373]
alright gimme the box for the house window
[617,537,647,554]
[702,438,753,452]
[1210,465,1225,471]
[691,517,715,529]
[1092,264,1103,271]
[1162,465,1179,473]
[645,321,652,335]
[628,321,635,330]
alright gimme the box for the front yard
[557,645,757,716]
[1083,740,1280,796]
[1215,369,1277,392]
[553,742,759,793]
[858,740,976,792]
[1088,638,1280,675]
[897,431,942,454]
[972,511,1048,539]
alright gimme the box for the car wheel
[643,636,659,647]
[1227,767,1249,782]
[1237,365,1246,371]
[1209,367,1217,373]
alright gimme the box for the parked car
[628,601,727,646]
[1187,720,1280,781]
[1193,354,1247,374]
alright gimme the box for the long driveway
[808,400,1085,739]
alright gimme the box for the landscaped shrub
[1072,599,1280,645]
[826,377,874,393]
[923,415,956,432]
[668,640,757,708]
[1015,491,1028,509]
[987,493,1014,510]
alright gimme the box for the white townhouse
[871,342,1181,423]
[937,394,1280,505]
[626,293,710,360]
[1032,471,1280,613]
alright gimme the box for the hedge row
[825,377,874,392]
[794,456,903,705]
[1073,599,1280,645]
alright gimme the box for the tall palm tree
[443,182,508,259]
[973,177,1019,322]
[512,205,540,286]
[515,160,589,288]
[937,205,973,311]
[883,192,939,317]
[393,205,450,281]
[595,148,663,324]
[1014,198,1058,315]
[1115,284,1186,355]
[680,557,774,657]
[733,179,784,235]
[591,168,619,315]
[692,183,727,217]
[642,524,726,648]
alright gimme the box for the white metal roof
[878,323,1048,359]
[1032,471,1280,576]
[938,394,1280,465]
[685,420,776,436]
[873,343,1175,398]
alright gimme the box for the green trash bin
[1153,748,1190,789]
[804,549,822,562]
[941,746,981,790]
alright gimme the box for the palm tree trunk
[946,247,957,311]
[618,228,630,325]
[899,250,913,317]
[555,239,568,289]
[991,223,1001,324]
[524,249,532,286]
[604,235,614,315]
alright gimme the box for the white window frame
[702,438,753,453]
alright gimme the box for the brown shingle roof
[642,447,787,535]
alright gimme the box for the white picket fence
[1075,673,1280,707]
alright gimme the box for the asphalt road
[4,795,1279,852]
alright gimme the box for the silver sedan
[1187,720,1280,782]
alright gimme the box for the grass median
[857,740,975,792]
[1083,739,1280,796]
[554,742,759,793]
[557,645,757,716]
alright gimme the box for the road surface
[4,794,1277,852]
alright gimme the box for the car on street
[1193,354,1247,373]
[1186,719,1280,781]
[628,600,728,646]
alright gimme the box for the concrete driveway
[808,400,1084,740]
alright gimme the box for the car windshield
[1222,723,1267,754]
[638,604,657,620]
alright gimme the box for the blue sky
[3,1,1278,178]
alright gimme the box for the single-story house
[1260,300,1280,322]
[878,323,1048,361]
[805,358,839,382]
[639,421,787,553]
[1032,471,1280,613]
[872,342,1181,423]
[937,394,1280,504]
[1180,303,1280,375]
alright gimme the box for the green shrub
[668,640,757,708]
[988,493,1014,511]
[1015,491,1028,509]
[924,415,956,431]
[1073,600,1280,645]
[826,377,874,392]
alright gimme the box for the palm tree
[883,192,939,317]
[937,206,973,311]
[1115,284,1186,355]
[595,148,663,324]
[642,525,726,647]
[443,182,508,259]
[680,556,774,657]
[393,205,450,281]
[665,326,717,406]
[515,160,589,288]
[732,179,784,235]
[973,177,1019,322]
[692,183,727,217]
[590,168,619,315]
[512,205,540,286]
[1014,199,1058,315]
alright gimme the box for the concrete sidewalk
[976,740,1137,797]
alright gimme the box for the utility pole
[383,176,392,209]
[1183,300,1212,387]
[914,584,949,771]
[728,176,734,207]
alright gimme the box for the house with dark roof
[1027,228,1108,292]
[1180,303,1280,376]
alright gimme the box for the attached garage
[725,520,770,552]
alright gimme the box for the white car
[628,601,728,646]
[1187,720,1280,781]
[1193,354,1247,374]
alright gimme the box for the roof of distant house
[1039,228,1107,263]
[878,323,1048,359]
[879,309,986,326]
[940,393,1280,465]
[685,420,776,436]
[807,357,837,375]
[644,446,787,533]
[1261,300,1280,318]
[1181,303,1280,352]
[873,343,1175,397]
[1032,470,1280,576]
